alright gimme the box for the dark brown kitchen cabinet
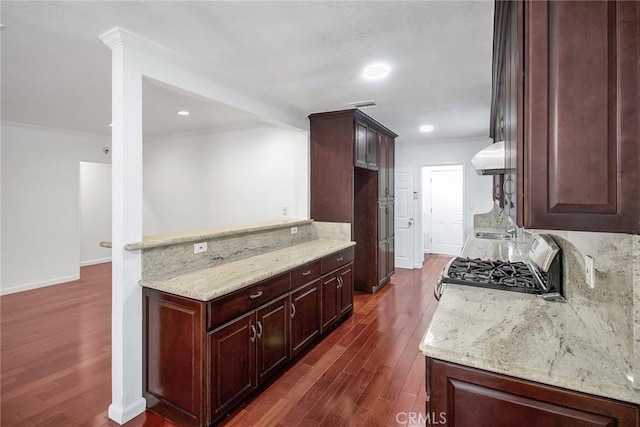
[255,296,289,382]
[290,261,321,357]
[144,290,205,427]
[310,109,397,294]
[426,358,639,426]
[378,133,395,201]
[491,0,640,233]
[355,120,378,170]
[320,248,354,332]
[321,264,353,332]
[208,311,255,417]
[377,202,394,286]
[209,295,289,418]
[144,247,354,427]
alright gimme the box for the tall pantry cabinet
[310,109,397,293]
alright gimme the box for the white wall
[1,122,111,294]
[143,124,308,235]
[396,137,494,260]
[80,161,112,266]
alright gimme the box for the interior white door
[430,166,464,255]
[395,167,415,269]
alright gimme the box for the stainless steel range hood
[471,140,507,175]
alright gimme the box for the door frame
[418,163,466,261]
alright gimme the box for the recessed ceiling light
[419,124,435,133]
[363,63,391,80]
[177,110,190,116]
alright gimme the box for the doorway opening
[422,165,464,256]
[79,161,112,271]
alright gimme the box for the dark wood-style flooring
[1,255,450,426]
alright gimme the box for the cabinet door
[387,236,395,277]
[387,203,394,239]
[387,138,395,200]
[366,127,379,170]
[377,239,388,286]
[144,290,204,427]
[428,358,638,426]
[378,203,387,241]
[525,0,639,232]
[290,280,321,357]
[354,121,368,169]
[378,134,389,199]
[256,296,289,382]
[209,312,256,416]
[320,273,339,332]
[338,265,353,316]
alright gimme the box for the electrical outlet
[291,227,298,235]
[283,207,288,216]
[585,255,595,288]
[194,242,207,254]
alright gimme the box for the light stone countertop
[419,284,639,404]
[420,232,640,404]
[140,239,355,301]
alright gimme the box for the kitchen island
[420,230,640,425]
[130,220,356,426]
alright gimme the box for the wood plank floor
[0,254,450,426]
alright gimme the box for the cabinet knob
[256,321,263,339]
[250,325,257,342]
[302,270,312,276]
[336,257,343,262]
[249,290,263,300]
[291,303,296,318]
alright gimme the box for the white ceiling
[1,1,494,142]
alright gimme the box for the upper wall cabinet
[493,0,639,233]
[355,120,379,170]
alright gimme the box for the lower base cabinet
[321,264,353,332]
[426,358,639,426]
[209,295,289,419]
[290,280,321,357]
[144,247,354,427]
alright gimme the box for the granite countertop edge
[98,219,315,251]
[418,287,640,404]
[140,239,355,301]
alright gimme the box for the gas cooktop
[434,233,564,301]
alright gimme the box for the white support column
[100,29,146,424]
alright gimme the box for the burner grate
[444,257,540,292]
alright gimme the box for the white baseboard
[1,274,80,295]
[81,257,112,267]
[108,398,146,425]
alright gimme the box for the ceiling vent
[349,100,377,109]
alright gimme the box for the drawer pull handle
[250,291,263,300]
[291,303,296,318]
[336,257,343,262]
[302,270,312,276]
[250,325,257,343]
[256,321,263,339]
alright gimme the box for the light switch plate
[291,227,298,235]
[585,255,595,288]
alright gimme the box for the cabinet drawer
[207,272,290,330]
[291,260,321,290]
[321,247,355,275]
